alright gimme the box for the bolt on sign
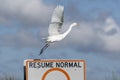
[24,59,86,80]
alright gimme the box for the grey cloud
[0,0,120,58]
[57,17,120,57]
[39,17,120,57]
[63,0,120,26]
[0,0,53,27]
[0,29,41,48]
[103,17,120,35]
[99,17,120,53]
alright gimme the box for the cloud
[99,17,120,54]
[103,17,120,35]
[0,0,53,27]
[0,0,120,59]
[57,17,120,57]
[0,29,40,48]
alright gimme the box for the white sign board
[24,59,86,80]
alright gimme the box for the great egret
[40,5,79,55]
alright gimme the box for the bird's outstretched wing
[48,5,64,36]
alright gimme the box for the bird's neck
[62,23,75,38]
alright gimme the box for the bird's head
[72,22,80,27]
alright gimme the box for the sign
[24,59,86,80]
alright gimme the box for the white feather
[48,5,64,36]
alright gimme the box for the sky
[0,0,120,80]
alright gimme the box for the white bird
[40,5,79,55]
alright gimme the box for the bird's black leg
[39,42,50,56]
